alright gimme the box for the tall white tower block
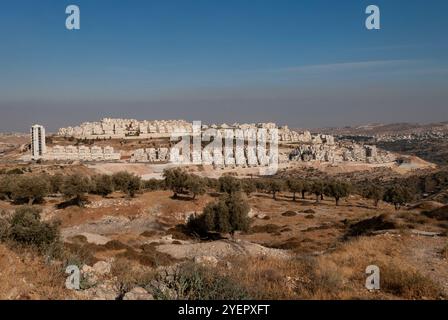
[31,124,46,160]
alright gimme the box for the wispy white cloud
[265,59,418,74]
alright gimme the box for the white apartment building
[30,124,46,160]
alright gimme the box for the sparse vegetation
[112,171,141,197]
[111,258,156,298]
[218,176,242,195]
[363,183,384,207]
[241,179,256,196]
[60,174,91,207]
[154,262,250,300]
[187,193,250,237]
[287,179,304,202]
[265,179,285,200]
[163,168,190,198]
[324,180,351,206]
[383,185,414,210]
[0,156,447,300]
[310,180,325,203]
[11,175,50,205]
[185,175,207,200]
[0,206,61,257]
[91,174,114,197]
[143,178,165,191]
[380,262,443,299]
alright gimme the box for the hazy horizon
[2,115,447,135]
[1,0,447,132]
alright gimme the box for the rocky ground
[0,186,446,300]
[0,148,447,299]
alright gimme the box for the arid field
[0,157,447,300]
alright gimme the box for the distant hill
[308,121,448,136]
[302,121,448,166]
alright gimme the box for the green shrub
[0,175,16,201]
[154,262,250,300]
[61,174,91,206]
[310,180,325,202]
[6,206,61,256]
[383,185,414,210]
[287,179,304,201]
[266,179,285,200]
[143,179,165,191]
[49,174,64,194]
[112,171,141,197]
[241,179,256,196]
[363,183,384,207]
[163,168,189,198]
[185,175,207,199]
[187,194,250,237]
[92,174,114,197]
[324,180,351,206]
[111,258,156,298]
[204,178,219,190]
[218,176,242,195]
[11,174,50,205]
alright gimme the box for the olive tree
[186,175,207,200]
[187,194,250,238]
[11,175,50,205]
[266,179,285,200]
[242,179,256,197]
[112,171,141,198]
[324,180,351,206]
[383,185,413,210]
[61,174,91,207]
[311,180,325,203]
[163,168,190,198]
[364,184,384,207]
[218,176,242,195]
[92,174,114,197]
[287,179,304,202]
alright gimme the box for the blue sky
[0,0,447,131]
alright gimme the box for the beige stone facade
[57,118,193,139]
[45,145,121,161]
[48,119,395,165]
[57,118,319,143]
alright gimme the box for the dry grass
[310,236,444,299]
[399,212,432,225]
[217,255,301,299]
[214,255,349,299]
[1,179,446,300]
[111,257,156,297]
[213,235,445,300]
[380,262,443,299]
[0,244,75,300]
